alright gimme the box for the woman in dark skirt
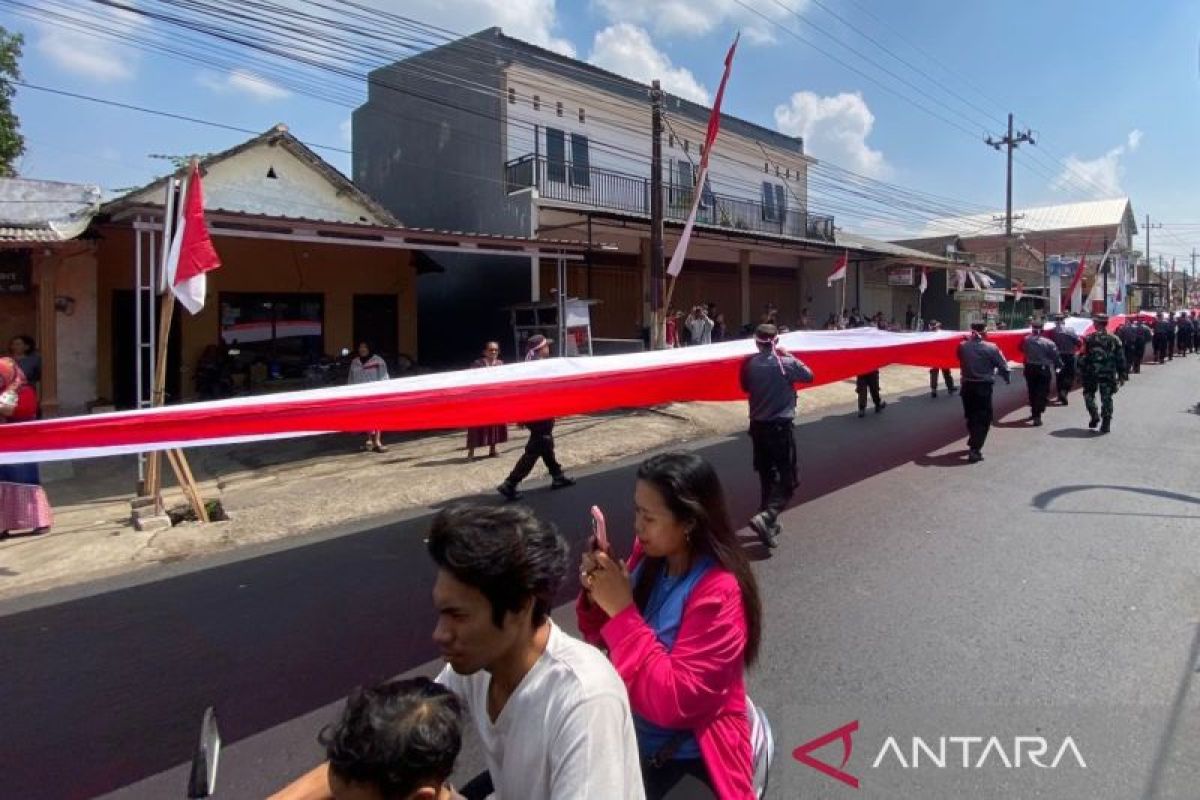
[466,341,508,460]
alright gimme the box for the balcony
[505,154,835,243]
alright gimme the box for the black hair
[426,504,568,629]
[633,453,763,666]
[11,335,34,352]
[321,678,462,799]
[754,323,778,351]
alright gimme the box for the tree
[0,27,24,177]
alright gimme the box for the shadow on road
[1031,484,1200,510]
[1049,428,1101,439]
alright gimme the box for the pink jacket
[577,546,753,799]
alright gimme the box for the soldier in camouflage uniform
[1081,314,1125,434]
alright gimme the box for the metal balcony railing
[505,154,835,243]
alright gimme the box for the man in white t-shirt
[271,505,643,800]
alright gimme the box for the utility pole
[985,113,1034,291]
[1143,213,1161,308]
[1101,236,1108,312]
[649,79,665,349]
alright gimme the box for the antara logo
[794,721,1087,789]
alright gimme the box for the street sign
[0,251,31,294]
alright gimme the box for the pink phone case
[590,505,608,551]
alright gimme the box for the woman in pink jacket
[578,452,763,799]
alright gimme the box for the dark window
[762,181,777,221]
[700,175,714,209]
[533,94,540,110]
[570,133,590,187]
[672,159,695,205]
[546,127,566,183]
[775,184,787,218]
[669,133,675,148]
[508,87,516,104]
[578,107,586,123]
[556,101,563,117]
[683,139,690,154]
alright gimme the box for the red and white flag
[827,250,848,286]
[165,163,222,314]
[918,267,929,294]
[666,33,739,278]
[1067,253,1087,307]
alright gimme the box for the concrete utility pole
[649,79,665,348]
[985,113,1035,290]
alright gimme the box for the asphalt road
[3,359,1199,799]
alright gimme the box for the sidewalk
[0,366,940,599]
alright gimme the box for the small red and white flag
[918,267,929,294]
[1066,253,1086,305]
[164,162,222,314]
[827,250,848,287]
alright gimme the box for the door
[353,294,400,360]
[111,290,181,409]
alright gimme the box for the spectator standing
[0,358,52,538]
[664,310,681,348]
[578,452,764,800]
[348,341,390,453]
[497,335,574,500]
[8,335,39,386]
[685,306,714,346]
[466,342,508,461]
[712,313,727,343]
[905,305,916,330]
[925,320,956,397]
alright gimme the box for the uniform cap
[1093,313,1109,324]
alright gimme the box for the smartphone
[590,505,608,552]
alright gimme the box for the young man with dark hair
[321,678,464,800]
[274,505,643,800]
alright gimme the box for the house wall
[53,249,99,412]
[96,227,417,402]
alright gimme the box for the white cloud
[37,0,145,81]
[402,0,575,56]
[774,91,889,177]
[1052,130,1142,196]
[198,69,291,101]
[588,24,710,104]
[594,0,801,44]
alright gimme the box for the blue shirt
[630,556,713,761]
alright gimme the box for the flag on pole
[666,33,739,278]
[918,267,928,294]
[827,250,848,286]
[164,162,221,314]
[1067,253,1086,306]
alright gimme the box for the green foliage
[0,27,23,177]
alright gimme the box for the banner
[0,318,1104,466]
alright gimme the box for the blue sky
[4,0,1199,261]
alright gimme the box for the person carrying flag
[497,335,575,501]
[957,322,1010,463]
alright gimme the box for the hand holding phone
[590,505,609,553]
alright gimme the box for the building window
[671,159,694,206]
[546,127,566,183]
[219,292,324,380]
[763,161,769,173]
[785,167,791,180]
[533,94,540,111]
[775,165,781,177]
[578,107,586,123]
[556,101,563,117]
[683,139,690,154]
[700,175,714,209]
[570,133,590,187]
[508,87,516,104]
[668,133,675,148]
[762,182,786,222]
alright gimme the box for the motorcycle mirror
[186,707,221,798]
[340,348,351,357]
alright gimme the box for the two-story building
[354,27,951,357]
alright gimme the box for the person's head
[715,312,725,324]
[0,356,25,392]
[322,678,462,800]
[970,321,986,338]
[753,323,779,352]
[9,335,33,357]
[482,341,500,359]
[632,452,762,665]
[1094,313,1109,330]
[357,342,372,359]
[929,320,942,331]
[1030,318,1045,333]
[525,334,552,360]
[428,505,568,675]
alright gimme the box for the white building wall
[502,65,811,212]
[54,250,98,413]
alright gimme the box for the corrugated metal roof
[921,198,1133,238]
[0,178,102,243]
[837,230,955,265]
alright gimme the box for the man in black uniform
[741,323,815,548]
[1165,312,1177,360]
[1176,312,1193,356]
[497,335,575,501]
[1049,314,1081,405]
[1020,318,1060,426]
[1131,316,1150,374]
[1115,316,1140,383]
[1152,312,1171,363]
[957,322,1011,463]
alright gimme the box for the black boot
[497,481,522,501]
[1088,412,1100,429]
[1100,417,1111,434]
[550,474,576,489]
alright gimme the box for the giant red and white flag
[827,251,848,286]
[165,163,222,314]
[667,33,739,278]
